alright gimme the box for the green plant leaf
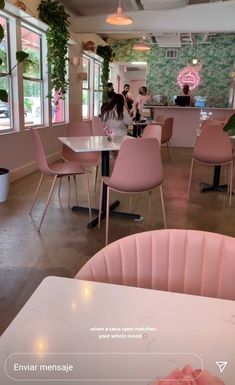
[0,24,4,41]
[0,89,8,102]
[0,0,5,10]
[16,51,29,63]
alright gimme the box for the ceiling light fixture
[133,42,151,51]
[106,0,133,25]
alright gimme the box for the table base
[199,182,228,193]
[72,201,143,229]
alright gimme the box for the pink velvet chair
[142,124,162,145]
[62,121,101,191]
[92,116,106,136]
[29,128,91,231]
[75,229,235,301]
[187,125,233,205]
[98,138,167,245]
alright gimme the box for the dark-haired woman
[101,93,132,138]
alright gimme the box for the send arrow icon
[215,361,228,373]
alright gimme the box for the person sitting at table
[101,93,132,139]
[135,86,152,116]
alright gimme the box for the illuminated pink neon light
[177,66,201,90]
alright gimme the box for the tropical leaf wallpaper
[113,35,235,107]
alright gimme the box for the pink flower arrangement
[154,365,224,385]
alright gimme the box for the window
[82,54,102,120]
[82,56,90,119]
[93,61,102,116]
[0,16,12,132]
[52,91,65,124]
[21,26,43,126]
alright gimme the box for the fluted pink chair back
[142,124,162,145]
[30,128,55,176]
[92,116,105,136]
[109,138,163,192]
[193,125,233,164]
[75,229,235,300]
[62,121,100,165]
[161,117,173,144]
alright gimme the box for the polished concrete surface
[1,147,235,335]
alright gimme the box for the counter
[148,106,234,147]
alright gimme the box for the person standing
[135,86,151,115]
[122,84,134,116]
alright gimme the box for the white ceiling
[62,0,235,39]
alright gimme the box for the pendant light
[106,0,133,25]
[133,41,151,51]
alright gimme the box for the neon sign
[177,66,201,90]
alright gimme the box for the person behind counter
[135,86,152,115]
[176,84,194,106]
[101,93,132,138]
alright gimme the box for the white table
[0,276,234,384]
[59,136,142,228]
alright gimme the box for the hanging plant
[0,0,29,102]
[38,0,70,99]
[96,45,114,103]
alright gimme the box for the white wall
[0,1,102,182]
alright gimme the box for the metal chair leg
[187,159,194,202]
[94,165,99,192]
[86,173,92,220]
[160,185,167,229]
[29,173,44,214]
[38,175,57,232]
[58,178,62,197]
[98,180,103,229]
[148,190,152,225]
[68,175,71,209]
[73,175,78,206]
[105,187,110,246]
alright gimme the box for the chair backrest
[62,121,98,163]
[109,138,163,192]
[75,229,235,301]
[92,116,106,136]
[193,124,233,164]
[161,117,173,144]
[142,124,162,145]
[30,128,55,176]
[66,121,92,137]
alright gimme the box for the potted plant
[0,0,29,202]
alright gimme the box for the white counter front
[149,106,234,148]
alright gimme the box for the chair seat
[49,161,87,176]
[102,176,161,193]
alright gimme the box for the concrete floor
[1,147,235,335]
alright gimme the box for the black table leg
[72,149,143,228]
[199,165,228,193]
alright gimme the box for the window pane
[52,91,65,123]
[82,57,89,89]
[0,16,9,74]
[94,91,101,116]
[0,77,12,131]
[82,90,89,119]
[23,80,42,125]
[21,26,41,79]
[94,62,100,90]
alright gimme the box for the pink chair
[92,116,106,136]
[75,229,235,301]
[161,117,174,160]
[187,125,233,205]
[142,124,162,145]
[29,128,91,231]
[62,121,101,191]
[98,138,167,245]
